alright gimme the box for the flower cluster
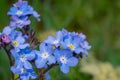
[8,0,40,29]
[0,0,91,80]
[42,29,91,73]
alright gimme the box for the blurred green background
[0,0,120,80]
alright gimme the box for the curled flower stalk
[0,0,91,80]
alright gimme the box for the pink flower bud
[2,34,11,44]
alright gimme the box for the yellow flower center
[13,41,19,47]
[68,44,75,50]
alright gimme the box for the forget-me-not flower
[11,49,35,69]
[54,49,78,74]
[44,31,63,47]
[8,2,33,17]
[35,43,56,68]
[10,16,31,28]
[11,66,37,80]
[7,0,40,21]
[61,35,82,54]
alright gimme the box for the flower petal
[67,57,78,67]
[47,56,56,65]
[60,64,69,74]
[24,61,32,69]
[25,53,35,61]
[16,36,25,44]
[35,58,47,68]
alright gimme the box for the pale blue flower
[11,49,35,69]
[35,43,56,68]
[11,66,37,80]
[54,49,78,74]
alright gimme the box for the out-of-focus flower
[80,60,120,80]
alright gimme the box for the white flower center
[53,40,59,44]
[41,52,49,59]
[20,68,25,73]
[20,55,26,62]
[17,20,23,24]
[60,56,67,64]
[16,10,23,15]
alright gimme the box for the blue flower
[12,36,29,52]
[7,0,40,21]
[11,49,35,69]
[11,66,37,80]
[61,35,82,54]
[3,27,29,52]
[8,2,33,17]
[44,31,63,47]
[54,49,78,74]
[10,16,31,28]
[35,43,56,68]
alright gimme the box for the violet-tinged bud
[2,34,11,44]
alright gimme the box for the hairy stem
[3,46,14,80]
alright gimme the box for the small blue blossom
[10,16,31,28]
[12,35,29,52]
[11,66,37,80]
[3,29,27,50]
[2,26,22,40]
[54,49,78,74]
[8,2,33,17]
[44,31,63,47]
[61,35,82,54]
[11,49,35,69]
[7,0,40,21]
[35,43,56,68]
